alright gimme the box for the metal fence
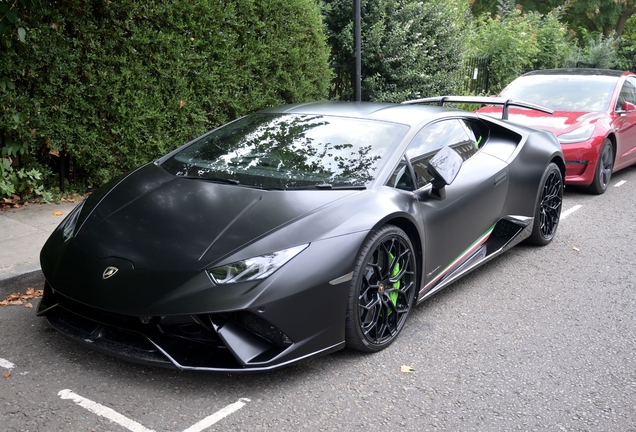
[455,56,491,95]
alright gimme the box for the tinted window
[388,158,415,191]
[161,113,408,189]
[616,77,636,110]
[500,74,619,112]
[406,119,477,188]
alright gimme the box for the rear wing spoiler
[402,96,553,120]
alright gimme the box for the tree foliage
[0,0,331,195]
[472,0,636,38]
[323,0,469,102]
[466,4,572,93]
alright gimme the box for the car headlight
[208,244,309,284]
[61,200,86,242]
[558,124,595,144]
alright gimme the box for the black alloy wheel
[345,225,417,352]
[588,139,614,195]
[526,162,563,246]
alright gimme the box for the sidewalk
[0,202,79,297]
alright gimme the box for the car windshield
[500,74,619,112]
[161,113,407,189]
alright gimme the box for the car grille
[37,282,293,370]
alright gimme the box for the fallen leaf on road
[3,371,11,378]
[24,303,33,308]
[0,288,43,306]
[52,211,64,216]
[400,365,415,373]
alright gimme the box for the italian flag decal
[422,223,496,292]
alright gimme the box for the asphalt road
[1,166,635,432]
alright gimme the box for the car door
[613,76,636,168]
[393,118,510,293]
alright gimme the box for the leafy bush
[565,33,622,70]
[323,0,469,102]
[0,0,331,194]
[0,156,53,202]
[465,10,538,93]
[466,4,573,93]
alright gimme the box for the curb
[0,264,45,298]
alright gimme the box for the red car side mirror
[621,101,636,111]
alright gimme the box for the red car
[478,69,636,194]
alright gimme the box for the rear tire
[587,139,614,195]
[345,225,417,352]
[526,162,563,246]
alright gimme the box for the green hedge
[1,0,331,191]
[322,0,468,102]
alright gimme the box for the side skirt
[417,215,532,304]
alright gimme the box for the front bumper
[38,283,344,372]
[38,231,368,371]
[562,136,605,186]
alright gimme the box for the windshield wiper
[288,184,366,190]
[180,176,241,185]
[207,177,240,185]
[315,183,333,189]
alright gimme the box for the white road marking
[560,204,582,220]
[0,358,15,369]
[59,389,249,432]
[615,180,627,187]
[58,389,156,432]
[182,398,251,432]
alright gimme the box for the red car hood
[478,106,604,136]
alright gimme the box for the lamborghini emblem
[102,266,119,280]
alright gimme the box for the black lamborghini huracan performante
[38,99,565,372]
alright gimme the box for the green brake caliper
[389,252,400,310]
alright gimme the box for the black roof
[523,68,627,78]
[261,101,469,128]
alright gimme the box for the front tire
[587,139,614,195]
[526,162,563,246]
[345,225,417,352]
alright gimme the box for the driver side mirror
[414,146,463,201]
[621,101,636,111]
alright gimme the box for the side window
[406,119,476,188]
[616,77,636,110]
[462,118,489,149]
[388,158,415,191]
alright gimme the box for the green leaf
[5,10,18,24]
[18,27,26,42]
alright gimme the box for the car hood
[478,106,604,136]
[74,163,359,271]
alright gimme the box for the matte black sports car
[38,99,565,372]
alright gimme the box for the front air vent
[230,312,293,347]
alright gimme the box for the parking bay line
[182,398,250,432]
[560,204,582,221]
[58,389,249,432]
[59,390,155,432]
[0,358,16,370]
[615,180,627,187]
